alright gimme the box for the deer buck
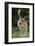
[17,9,28,36]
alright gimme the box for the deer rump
[17,19,28,32]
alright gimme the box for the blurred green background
[12,8,29,38]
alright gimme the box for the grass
[12,27,29,38]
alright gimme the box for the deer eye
[19,23,21,25]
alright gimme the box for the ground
[12,27,29,38]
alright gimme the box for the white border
[8,4,33,42]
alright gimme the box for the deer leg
[18,27,22,37]
[26,25,28,36]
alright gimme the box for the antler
[18,9,21,18]
[23,16,26,20]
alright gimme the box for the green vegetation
[12,27,29,38]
